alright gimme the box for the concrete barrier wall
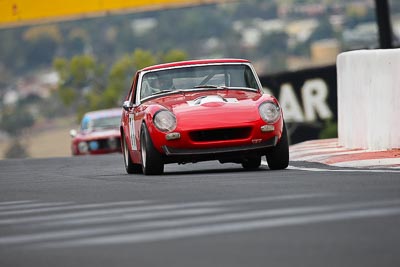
[337,49,400,150]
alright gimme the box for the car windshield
[81,116,120,131]
[140,64,259,100]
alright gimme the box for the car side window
[127,74,139,105]
[140,79,153,99]
[244,68,258,89]
[81,116,90,131]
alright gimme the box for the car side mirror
[122,101,136,111]
[69,129,77,137]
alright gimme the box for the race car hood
[146,89,266,130]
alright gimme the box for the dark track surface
[1,154,400,267]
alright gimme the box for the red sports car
[70,108,122,155]
[121,59,288,175]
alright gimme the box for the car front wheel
[140,124,164,175]
[122,132,142,174]
[266,122,289,170]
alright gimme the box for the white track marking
[0,202,74,212]
[286,165,400,173]
[331,158,400,168]
[2,197,400,248]
[0,200,150,216]
[0,200,36,206]
[288,139,399,168]
[0,194,324,225]
[44,205,400,248]
[2,200,399,246]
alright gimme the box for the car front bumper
[161,136,278,164]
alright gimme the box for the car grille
[89,138,121,151]
[189,127,252,142]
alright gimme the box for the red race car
[70,108,122,156]
[121,59,288,175]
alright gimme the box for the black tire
[122,132,142,174]
[140,124,164,175]
[241,156,261,170]
[266,122,289,170]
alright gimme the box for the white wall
[337,49,400,151]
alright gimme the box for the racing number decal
[129,114,137,150]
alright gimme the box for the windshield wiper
[152,89,188,96]
[152,89,174,95]
[193,85,229,89]
[194,85,217,88]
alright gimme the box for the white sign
[264,78,333,123]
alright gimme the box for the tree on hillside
[0,28,26,73]
[161,49,188,63]
[0,106,35,158]
[53,49,156,120]
[23,25,62,69]
[53,54,107,121]
[65,28,90,57]
[4,140,29,159]
[103,49,187,108]
[102,49,156,108]
[53,49,188,121]
[0,107,35,136]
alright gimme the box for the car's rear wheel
[122,133,142,174]
[266,122,289,170]
[140,124,164,175]
[241,156,261,170]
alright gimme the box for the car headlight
[259,102,281,123]
[154,110,177,132]
[89,141,99,151]
[78,141,89,153]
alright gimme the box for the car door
[122,73,142,163]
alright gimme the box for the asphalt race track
[1,154,400,267]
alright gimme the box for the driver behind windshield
[156,75,174,90]
[141,74,175,99]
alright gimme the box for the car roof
[83,108,122,120]
[141,58,251,72]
